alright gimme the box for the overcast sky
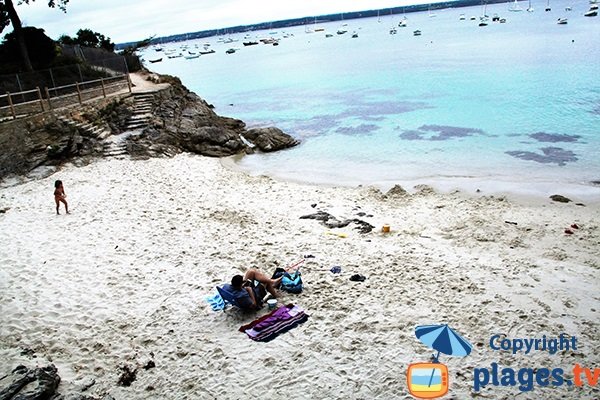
[13,0,433,44]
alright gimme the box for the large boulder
[0,364,60,400]
[242,127,300,152]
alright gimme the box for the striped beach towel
[239,304,309,342]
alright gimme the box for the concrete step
[133,95,154,100]
[129,116,150,122]
[103,143,126,153]
[125,122,148,129]
[59,116,114,141]
[97,130,112,140]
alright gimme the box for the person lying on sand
[223,268,283,310]
[53,180,69,215]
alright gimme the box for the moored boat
[509,0,523,12]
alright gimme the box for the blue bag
[272,267,304,294]
[280,271,303,294]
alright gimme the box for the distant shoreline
[117,0,513,48]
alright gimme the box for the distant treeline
[116,0,512,48]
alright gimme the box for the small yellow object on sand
[325,231,348,238]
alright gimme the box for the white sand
[0,154,598,399]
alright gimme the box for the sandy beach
[0,153,598,399]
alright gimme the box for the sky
[12,0,433,44]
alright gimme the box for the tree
[0,0,69,72]
[0,26,56,72]
[57,33,75,45]
[57,28,115,52]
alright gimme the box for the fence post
[36,87,45,112]
[101,77,106,98]
[49,68,56,92]
[7,92,16,119]
[16,74,25,103]
[76,82,82,104]
[77,64,83,82]
[45,87,53,110]
[127,74,132,93]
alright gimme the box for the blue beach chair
[216,286,243,309]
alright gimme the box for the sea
[140,0,600,198]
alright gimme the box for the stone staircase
[58,116,111,140]
[124,93,154,131]
[58,92,156,159]
[102,135,128,158]
[101,93,155,158]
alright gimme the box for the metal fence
[0,57,129,95]
[0,74,131,121]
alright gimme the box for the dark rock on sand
[300,211,331,222]
[242,127,300,152]
[0,364,60,400]
[117,365,137,387]
[550,194,572,203]
[142,360,156,370]
[300,211,375,234]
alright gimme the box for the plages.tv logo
[407,324,473,399]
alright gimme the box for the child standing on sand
[54,180,69,215]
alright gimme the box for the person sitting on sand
[54,180,69,215]
[222,268,283,310]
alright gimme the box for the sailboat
[428,4,437,17]
[545,0,551,11]
[398,7,408,26]
[337,13,348,35]
[377,9,381,23]
[305,17,314,33]
[479,0,489,25]
[527,0,534,12]
[481,1,489,19]
[509,0,523,12]
[314,17,325,32]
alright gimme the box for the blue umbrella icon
[415,324,473,387]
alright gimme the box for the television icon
[406,362,449,399]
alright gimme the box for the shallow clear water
[143,0,600,196]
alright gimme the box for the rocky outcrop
[0,74,299,180]
[128,75,298,158]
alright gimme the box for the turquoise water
[142,0,600,196]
